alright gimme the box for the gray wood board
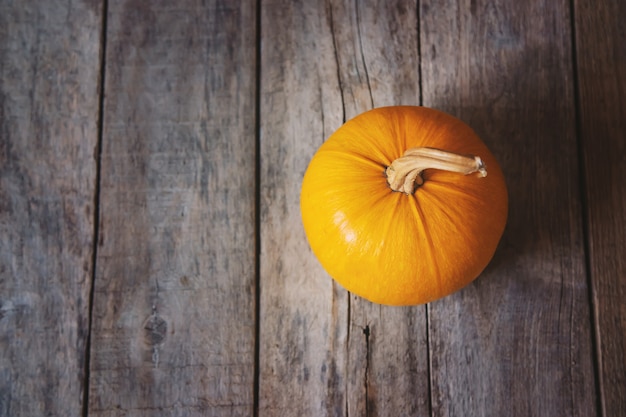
[330,1,430,416]
[258,1,350,415]
[259,0,430,415]
[575,0,626,415]
[0,0,102,415]
[421,0,597,415]
[87,1,257,416]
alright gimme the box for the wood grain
[88,1,257,416]
[258,1,349,415]
[259,0,430,415]
[327,1,430,416]
[0,0,102,415]
[574,0,626,415]
[420,0,597,416]
[2,0,624,415]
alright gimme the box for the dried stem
[385,147,487,194]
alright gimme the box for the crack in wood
[363,324,371,417]
[326,0,346,123]
[354,0,374,108]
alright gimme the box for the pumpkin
[300,106,508,306]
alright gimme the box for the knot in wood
[143,315,167,346]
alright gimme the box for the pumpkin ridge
[425,180,486,205]
[422,184,486,227]
[374,193,402,257]
[408,193,443,300]
[418,188,465,236]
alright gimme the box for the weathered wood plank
[0,1,102,416]
[258,2,349,415]
[574,0,626,414]
[259,0,430,415]
[88,1,257,416]
[420,0,597,416]
[326,1,431,416]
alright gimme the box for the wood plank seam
[567,0,604,416]
[253,0,262,416]
[82,1,109,416]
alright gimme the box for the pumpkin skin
[300,106,508,306]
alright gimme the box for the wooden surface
[1,0,624,416]
[575,0,626,414]
[422,1,596,416]
[88,1,257,415]
[0,1,101,415]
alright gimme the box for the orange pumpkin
[300,106,508,306]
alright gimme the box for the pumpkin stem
[385,147,487,194]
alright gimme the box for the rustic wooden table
[1,0,625,416]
